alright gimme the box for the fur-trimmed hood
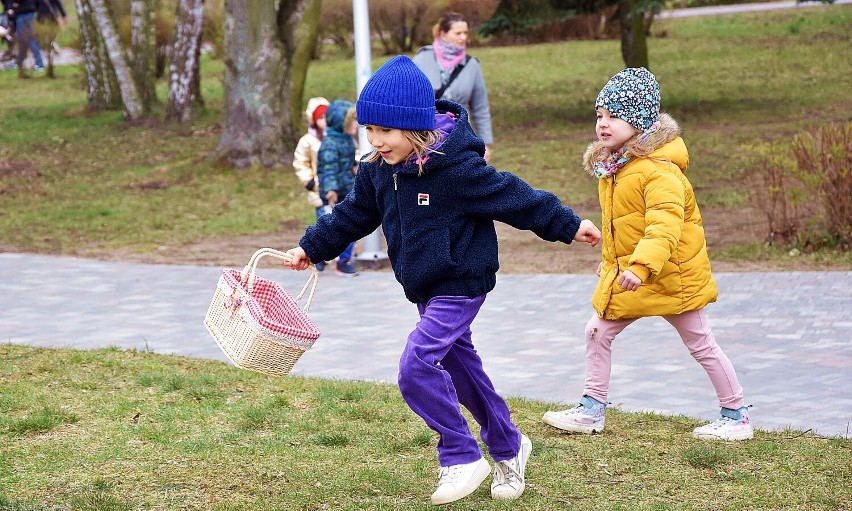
[582,113,683,176]
[586,111,715,320]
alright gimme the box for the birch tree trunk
[212,0,308,168]
[75,0,121,110]
[131,0,158,110]
[167,0,205,122]
[89,0,146,121]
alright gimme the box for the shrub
[748,143,811,245]
[748,123,851,249]
[368,0,444,54]
[319,0,499,55]
[791,123,852,247]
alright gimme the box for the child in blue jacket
[285,55,601,506]
[316,98,359,276]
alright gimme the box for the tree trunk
[619,0,649,69]
[167,0,205,123]
[192,35,204,108]
[289,0,321,133]
[213,0,307,168]
[89,0,146,121]
[75,0,121,110]
[131,0,158,110]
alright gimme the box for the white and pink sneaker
[693,406,754,441]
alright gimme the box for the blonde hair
[344,107,357,130]
[364,129,444,176]
[586,132,656,164]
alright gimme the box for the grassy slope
[2,11,852,508]
[0,7,850,267]
[1,344,850,510]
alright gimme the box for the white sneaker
[693,407,754,441]
[430,457,490,505]
[491,433,532,500]
[542,396,606,434]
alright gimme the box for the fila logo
[417,193,430,206]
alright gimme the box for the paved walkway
[1,253,850,438]
[658,0,852,18]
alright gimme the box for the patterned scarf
[433,38,466,71]
[592,122,661,179]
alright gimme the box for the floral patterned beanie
[595,67,660,132]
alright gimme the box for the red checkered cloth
[219,268,320,350]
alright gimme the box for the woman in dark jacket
[6,0,43,75]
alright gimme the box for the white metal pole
[353,0,371,155]
[353,0,388,264]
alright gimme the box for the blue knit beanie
[595,67,660,132]
[356,55,436,131]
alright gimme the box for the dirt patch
[0,158,39,178]
[49,205,794,273]
[63,226,601,272]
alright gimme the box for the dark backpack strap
[435,55,471,100]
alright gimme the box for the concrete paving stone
[1,253,850,438]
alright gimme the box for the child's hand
[325,190,338,207]
[618,270,642,291]
[596,262,603,276]
[284,247,311,271]
[574,219,602,247]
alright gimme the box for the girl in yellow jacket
[543,68,753,441]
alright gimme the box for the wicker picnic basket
[204,248,320,376]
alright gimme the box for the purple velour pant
[397,294,521,467]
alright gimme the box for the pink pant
[583,308,744,409]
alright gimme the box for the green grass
[1,344,850,510]
[1,6,850,266]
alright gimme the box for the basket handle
[240,248,319,313]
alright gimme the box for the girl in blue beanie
[285,55,601,506]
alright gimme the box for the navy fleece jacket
[299,99,581,303]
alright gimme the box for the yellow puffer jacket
[583,113,717,320]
